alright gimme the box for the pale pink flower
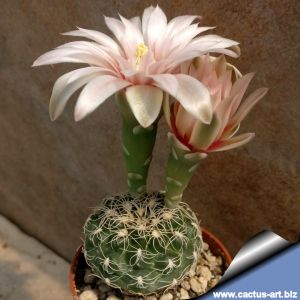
[33,5,239,127]
[164,55,268,152]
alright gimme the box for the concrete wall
[1,0,299,260]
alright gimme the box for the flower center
[135,43,149,67]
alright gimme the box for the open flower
[164,55,268,152]
[33,5,240,127]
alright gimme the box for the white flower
[33,6,239,127]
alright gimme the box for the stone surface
[146,296,157,300]
[190,278,202,294]
[0,215,70,300]
[181,280,190,291]
[197,266,212,281]
[80,290,98,300]
[0,0,299,262]
[159,293,173,300]
[179,288,189,300]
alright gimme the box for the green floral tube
[164,133,207,208]
[116,91,159,194]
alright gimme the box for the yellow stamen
[135,43,149,66]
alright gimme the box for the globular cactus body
[83,192,202,295]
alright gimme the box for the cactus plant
[84,191,202,295]
[33,4,267,298]
[81,90,204,295]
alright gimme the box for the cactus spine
[84,192,202,295]
[116,92,158,194]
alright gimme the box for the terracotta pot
[69,227,232,300]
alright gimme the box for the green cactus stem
[116,92,159,194]
[83,191,202,295]
[164,133,207,208]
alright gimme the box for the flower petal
[226,61,242,80]
[104,16,124,41]
[172,74,212,124]
[167,26,215,56]
[32,47,106,67]
[125,85,163,128]
[192,34,239,52]
[155,15,205,59]
[62,27,122,55]
[168,132,191,152]
[221,123,240,140]
[74,76,131,121]
[152,74,212,124]
[49,67,109,120]
[122,69,151,85]
[130,16,142,31]
[147,60,168,75]
[165,35,239,71]
[105,15,143,58]
[175,105,197,139]
[151,74,178,96]
[212,55,227,77]
[229,72,255,116]
[119,15,144,45]
[189,113,221,150]
[230,88,268,127]
[214,95,236,141]
[167,15,201,37]
[144,5,167,47]
[56,41,120,71]
[142,6,155,37]
[138,50,156,73]
[208,133,255,152]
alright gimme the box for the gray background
[1,0,299,260]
